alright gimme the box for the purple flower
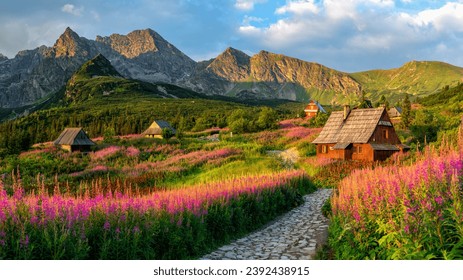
[103,220,110,231]
[435,196,443,205]
[404,225,410,234]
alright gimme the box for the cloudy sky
[0,0,462,72]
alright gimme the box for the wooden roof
[388,106,402,117]
[142,120,176,135]
[304,100,327,114]
[54,128,95,146]
[312,107,385,144]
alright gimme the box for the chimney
[343,105,351,120]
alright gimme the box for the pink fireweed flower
[103,220,110,231]
[404,225,410,234]
[91,165,109,172]
[91,146,122,160]
[133,226,140,234]
[126,146,140,157]
[435,196,443,205]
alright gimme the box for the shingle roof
[142,120,176,135]
[54,128,95,146]
[312,107,385,144]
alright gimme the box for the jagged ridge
[1,27,463,109]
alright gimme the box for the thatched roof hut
[54,128,95,152]
[142,120,176,138]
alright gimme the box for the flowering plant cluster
[329,147,463,259]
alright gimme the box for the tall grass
[0,170,315,259]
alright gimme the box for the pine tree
[401,93,411,128]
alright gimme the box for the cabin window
[353,146,363,154]
[322,145,328,154]
[382,129,389,139]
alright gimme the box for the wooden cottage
[142,120,176,138]
[54,128,95,152]
[304,100,326,119]
[312,106,408,161]
[388,106,402,119]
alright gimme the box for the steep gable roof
[54,128,95,146]
[304,100,327,114]
[312,107,385,144]
[142,120,176,135]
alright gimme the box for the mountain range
[1,27,463,109]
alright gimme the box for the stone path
[202,188,332,260]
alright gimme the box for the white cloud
[276,0,319,16]
[0,20,69,57]
[242,15,265,26]
[404,2,463,32]
[235,0,267,11]
[61,4,84,16]
[237,0,463,71]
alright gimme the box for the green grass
[166,156,284,187]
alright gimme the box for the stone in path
[201,188,332,260]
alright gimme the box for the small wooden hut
[54,128,95,152]
[388,106,402,119]
[304,100,326,119]
[142,120,176,138]
[312,106,408,161]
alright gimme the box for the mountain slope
[0,28,197,108]
[351,61,463,99]
[63,54,208,104]
[189,49,362,104]
[2,27,463,109]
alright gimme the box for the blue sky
[0,0,462,72]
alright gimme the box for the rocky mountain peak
[206,47,250,81]
[53,27,91,58]
[0,53,8,61]
[96,29,161,59]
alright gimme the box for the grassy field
[0,118,323,259]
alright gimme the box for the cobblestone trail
[202,188,332,260]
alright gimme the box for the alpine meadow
[1,17,463,264]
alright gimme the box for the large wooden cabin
[312,106,408,161]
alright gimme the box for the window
[354,146,363,154]
[382,129,389,139]
[322,145,328,154]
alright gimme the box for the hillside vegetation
[352,61,463,103]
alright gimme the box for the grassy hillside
[351,61,463,103]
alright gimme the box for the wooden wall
[369,110,401,145]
